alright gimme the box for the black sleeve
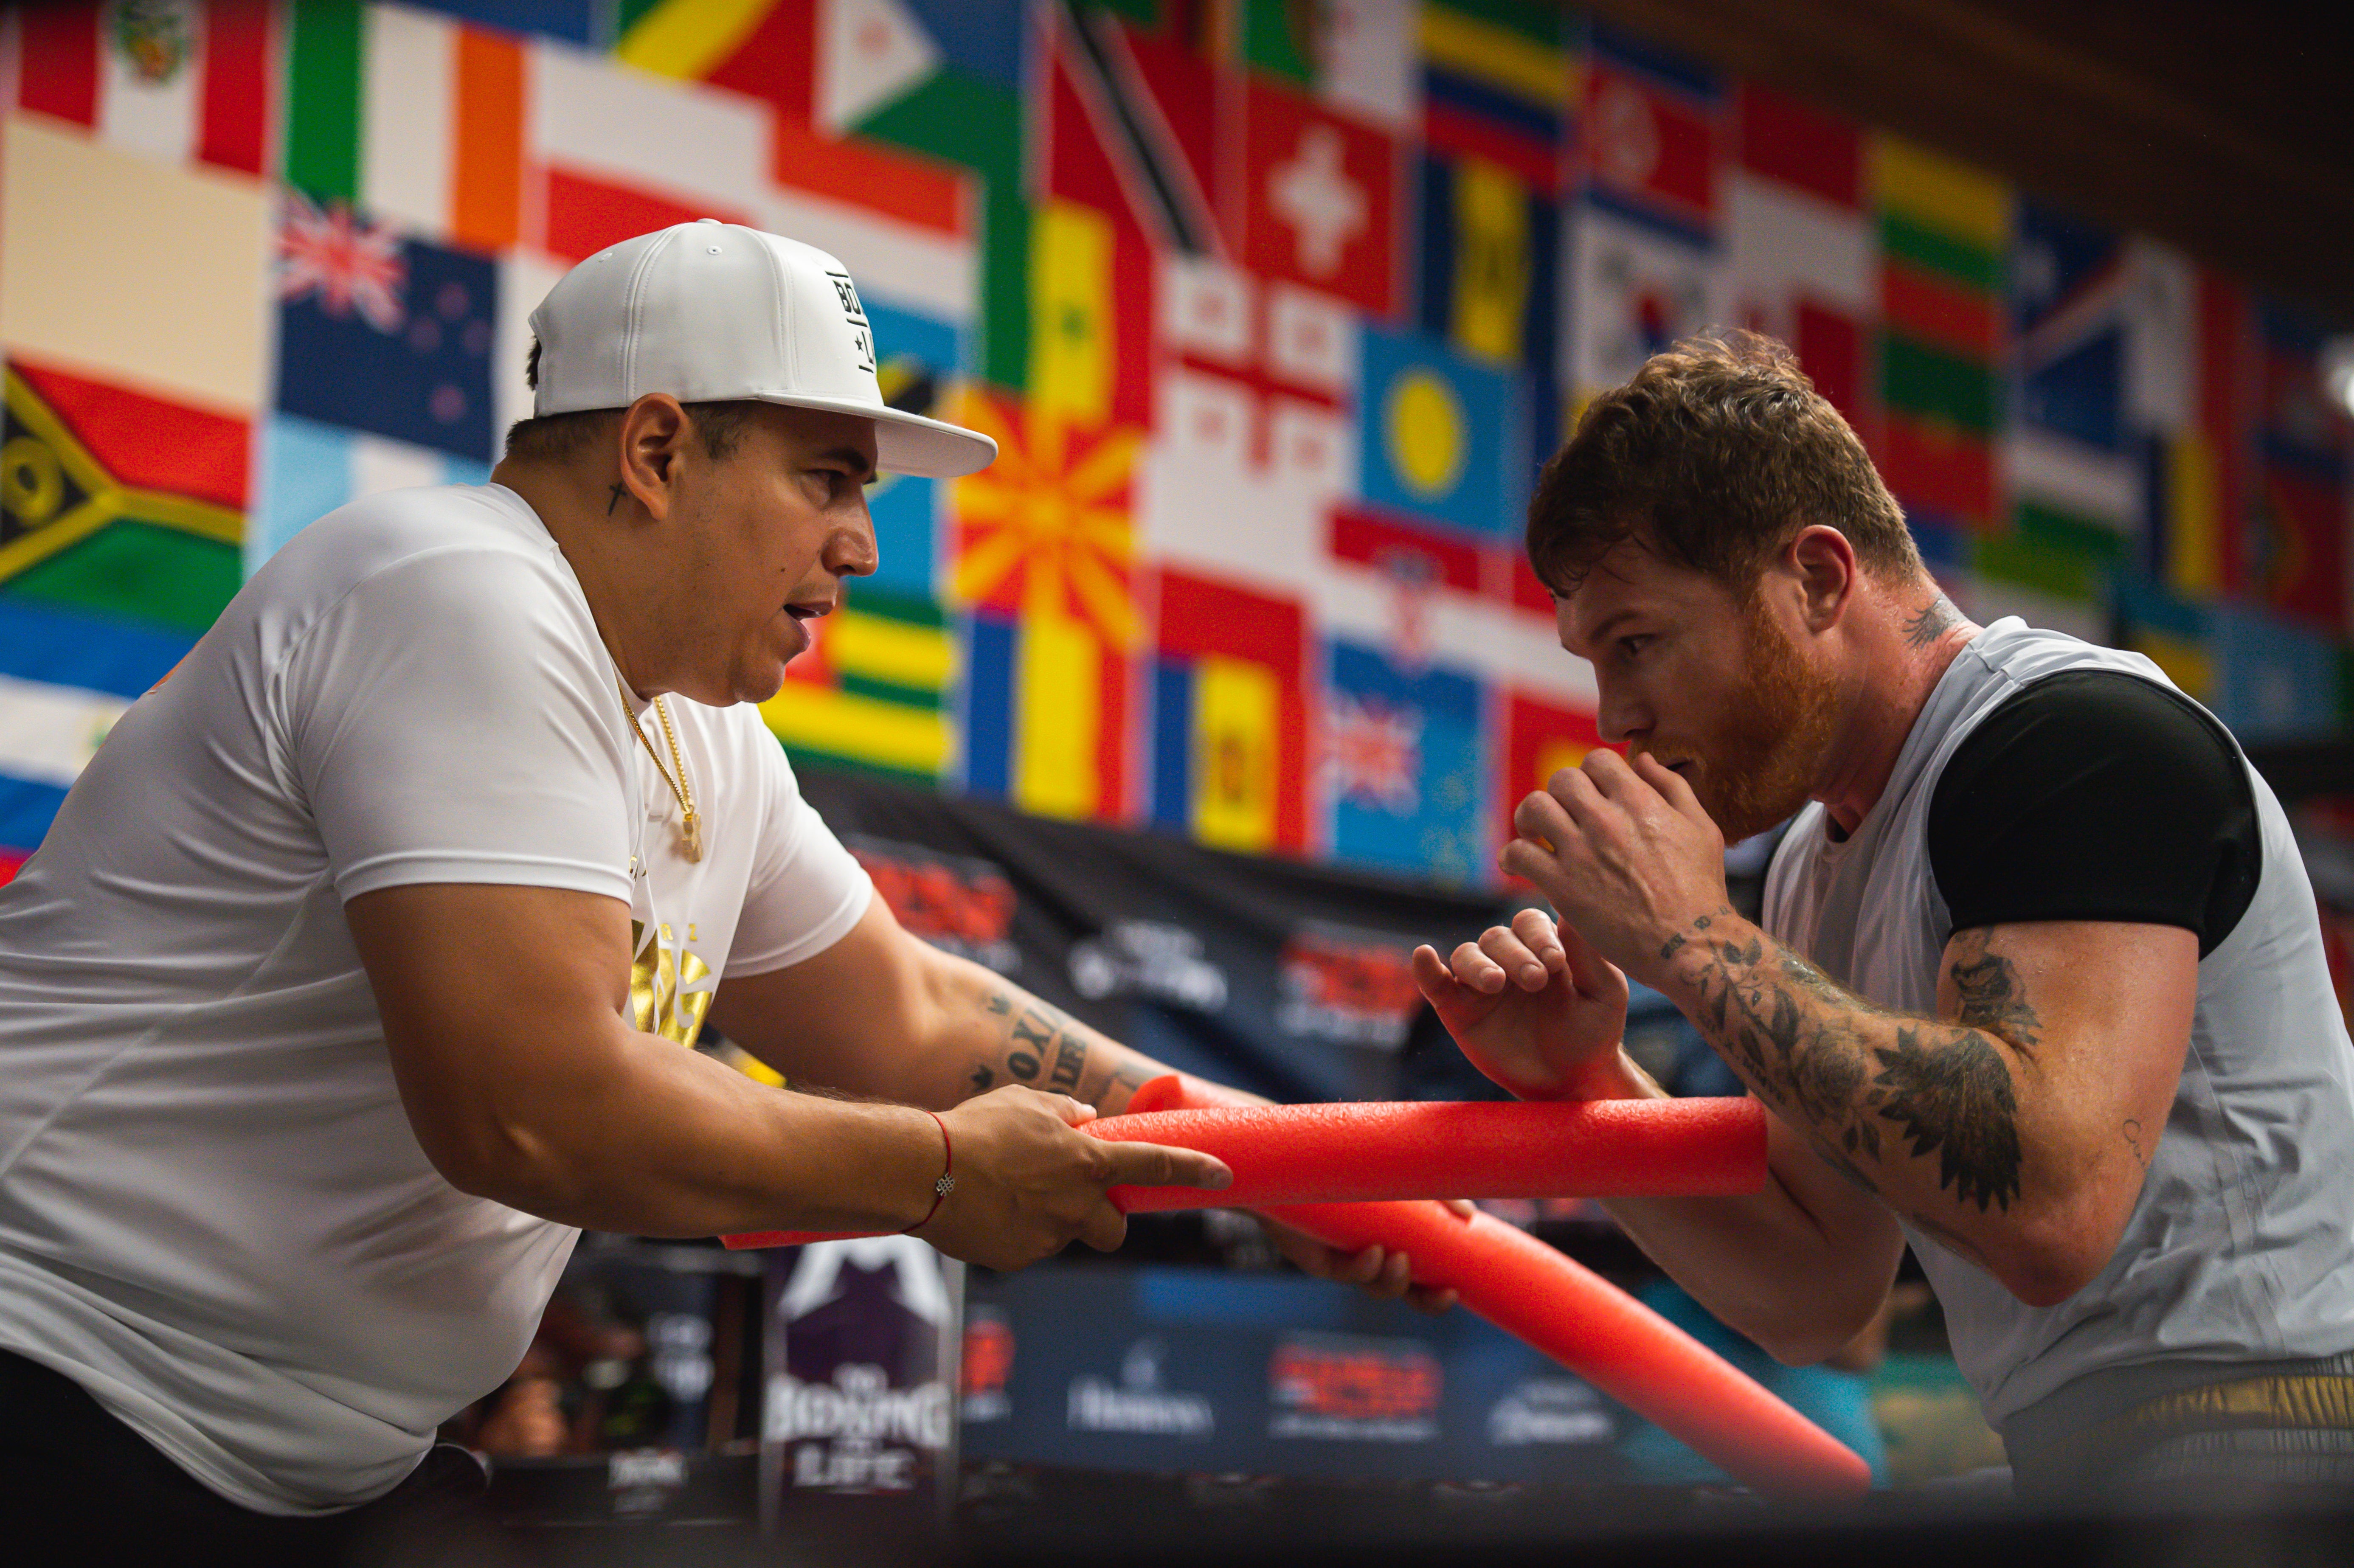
[1926,670,2260,958]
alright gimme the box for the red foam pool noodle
[1123,1074,1871,1502]
[722,1096,1763,1238]
[1092,1096,1763,1210]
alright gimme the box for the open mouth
[783,599,835,624]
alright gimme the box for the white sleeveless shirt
[1765,618,2354,1428]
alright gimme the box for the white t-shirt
[0,483,872,1514]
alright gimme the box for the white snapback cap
[527,219,996,479]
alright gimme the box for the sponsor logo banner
[1068,920,1230,1013]
[1276,922,1423,1048]
[1486,1377,1616,1447]
[765,1237,956,1497]
[1067,1338,1217,1438]
[961,1308,1014,1425]
[1268,1332,1441,1443]
[846,834,1020,975]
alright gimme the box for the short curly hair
[1526,331,1918,597]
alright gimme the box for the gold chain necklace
[617,676,703,863]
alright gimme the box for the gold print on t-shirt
[628,920,715,1045]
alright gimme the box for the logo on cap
[827,270,876,377]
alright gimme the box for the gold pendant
[682,810,703,863]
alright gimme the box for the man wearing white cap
[0,223,1431,1554]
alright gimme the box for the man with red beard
[1418,334,2354,1499]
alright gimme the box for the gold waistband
[2105,1373,2354,1444]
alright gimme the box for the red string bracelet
[904,1110,953,1233]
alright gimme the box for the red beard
[1642,597,1841,844]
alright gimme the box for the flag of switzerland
[1240,81,1401,318]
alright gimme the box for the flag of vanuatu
[0,360,246,635]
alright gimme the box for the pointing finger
[1097,1139,1233,1191]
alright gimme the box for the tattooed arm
[1648,911,2194,1306]
[1421,909,1910,1363]
[1498,747,2199,1324]
[716,894,1464,1307]
[707,894,1167,1115]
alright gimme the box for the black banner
[957,1261,1631,1484]
[793,766,1526,1105]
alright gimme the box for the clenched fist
[1498,750,1731,987]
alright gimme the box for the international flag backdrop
[1977,199,2138,627]
[764,585,959,784]
[274,196,502,464]
[1724,84,1872,433]
[13,0,272,175]
[1412,0,1570,463]
[1419,0,1573,197]
[0,361,246,638]
[1325,638,1486,885]
[1151,568,1310,858]
[0,0,2346,890]
[1870,133,2009,538]
[2246,304,2354,634]
[1357,323,1523,542]
[253,413,490,573]
[1563,28,1721,433]
[0,357,245,875]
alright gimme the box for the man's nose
[830,497,878,579]
[1595,688,1646,747]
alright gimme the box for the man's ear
[1786,524,1857,632]
[614,395,690,520]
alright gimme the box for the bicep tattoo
[1867,1026,2023,1213]
[1667,912,2030,1217]
[1946,931,2043,1055]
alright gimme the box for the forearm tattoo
[1667,911,2031,1220]
[970,989,1150,1107]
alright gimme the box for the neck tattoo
[606,483,625,516]
[1901,597,1959,649]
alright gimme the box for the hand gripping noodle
[722,1094,1763,1238]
